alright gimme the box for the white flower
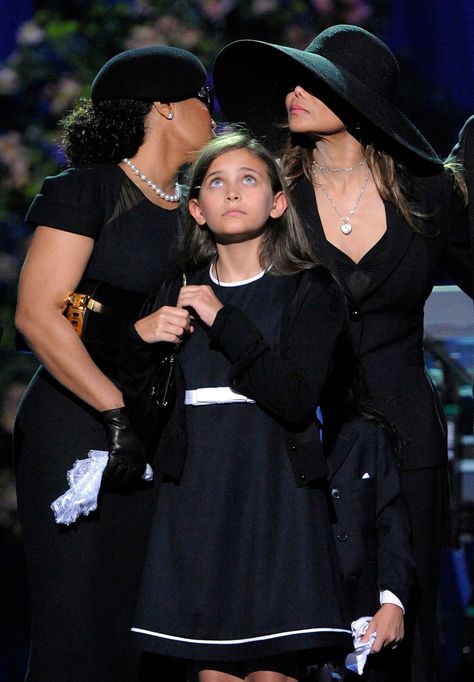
[0,66,19,95]
[48,77,83,116]
[16,20,45,47]
[0,132,31,189]
[252,0,278,16]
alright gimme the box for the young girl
[119,131,353,681]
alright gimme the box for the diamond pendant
[340,220,352,235]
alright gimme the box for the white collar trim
[209,264,266,287]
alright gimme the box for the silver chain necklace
[313,167,371,235]
[311,158,367,173]
[122,157,181,203]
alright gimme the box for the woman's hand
[361,603,404,653]
[101,407,148,490]
[177,285,223,327]
[134,305,193,344]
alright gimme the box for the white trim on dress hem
[131,625,352,645]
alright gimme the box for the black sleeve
[452,113,474,179]
[375,429,416,607]
[446,116,474,295]
[442,173,473,297]
[25,167,107,238]
[208,271,347,427]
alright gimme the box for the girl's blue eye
[242,175,257,185]
[209,177,223,188]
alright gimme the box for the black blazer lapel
[327,423,360,480]
[292,177,327,257]
[361,202,414,298]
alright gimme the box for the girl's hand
[361,603,404,653]
[134,306,192,344]
[177,285,223,327]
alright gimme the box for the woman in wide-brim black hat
[14,45,214,682]
[214,24,473,682]
[213,23,442,169]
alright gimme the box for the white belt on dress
[184,387,255,406]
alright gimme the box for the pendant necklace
[122,157,181,203]
[312,164,371,235]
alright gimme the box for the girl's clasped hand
[134,284,223,345]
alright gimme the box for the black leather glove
[101,407,148,490]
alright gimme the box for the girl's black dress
[14,165,184,682]
[129,268,352,666]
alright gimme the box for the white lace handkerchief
[345,616,377,675]
[51,449,153,525]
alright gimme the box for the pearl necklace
[313,166,371,235]
[122,157,181,203]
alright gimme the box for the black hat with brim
[91,45,207,104]
[213,25,442,170]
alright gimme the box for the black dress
[292,174,473,682]
[14,165,184,682]
[131,268,352,665]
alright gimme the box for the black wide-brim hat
[91,45,207,104]
[213,24,442,170]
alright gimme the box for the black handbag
[147,274,187,410]
[151,346,179,408]
[120,277,185,442]
[63,279,147,378]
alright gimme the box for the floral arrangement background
[0,3,472,680]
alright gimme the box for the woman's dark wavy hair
[59,97,153,166]
[184,129,318,274]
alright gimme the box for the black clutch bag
[126,344,180,444]
[145,273,186,409]
[119,276,186,443]
[63,279,147,378]
[151,349,178,408]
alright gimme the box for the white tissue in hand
[345,616,377,675]
[51,449,153,525]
